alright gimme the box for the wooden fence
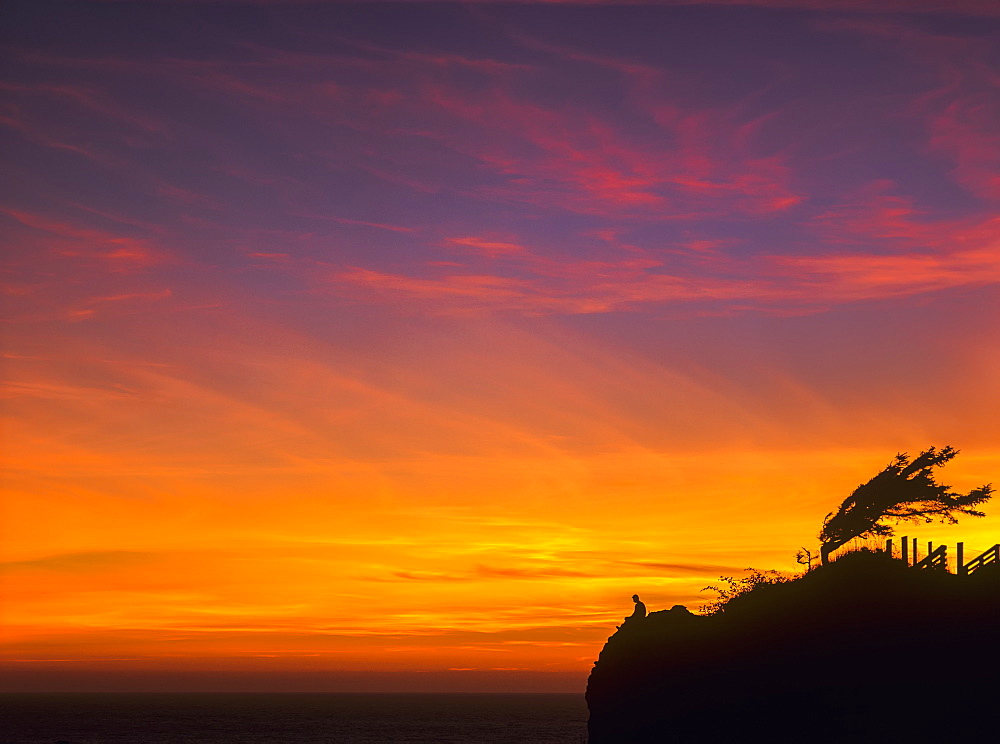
[883,538,999,576]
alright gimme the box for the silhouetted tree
[795,547,814,572]
[819,446,992,565]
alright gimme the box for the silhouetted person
[629,594,646,620]
[617,594,648,629]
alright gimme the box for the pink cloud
[8,5,996,324]
[445,237,532,257]
[336,38,536,75]
[0,208,165,272]
[295,213,416,233]
[928,98,1000,200]
[333,260,746,316]
[86,290,173,305]
[331,207,1000,315]
[419,83,801,218]
[11,28,803,221]
[82,37,797,219]
[774,238,1000,302]
[0,112,104,161]
[65,290,173,322]
[2,79,171,138]
[815,16,999,202]
[248,252,292,260]
[337,268,534,304]
[806,181,931,246]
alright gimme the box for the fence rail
[912,544,947,570]
[959,543,999,576]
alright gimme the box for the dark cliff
[586,553,999,743]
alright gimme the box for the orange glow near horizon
[4,313,1000,690]
[3,0,1000,692]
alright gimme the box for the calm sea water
[0,693,588,743]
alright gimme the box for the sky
[2,0,999,693]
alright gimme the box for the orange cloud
[4,303,1000,686]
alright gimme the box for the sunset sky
[2,0,999,692]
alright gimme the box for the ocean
[0,693,589,743]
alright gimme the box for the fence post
[957,542,965,576]
[913,540,919,565]
[885,539,893,558]
[902,536,909,565]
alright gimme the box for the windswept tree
[819,446,992,565]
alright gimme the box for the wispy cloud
[5,0,1000,685]
[330,209,1000,314]
[1,551,159,573]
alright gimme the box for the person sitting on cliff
[623,594,646,625]
[616,595,648,629]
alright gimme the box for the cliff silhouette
[586,551,999,743]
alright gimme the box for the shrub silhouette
[700,568,790,615]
